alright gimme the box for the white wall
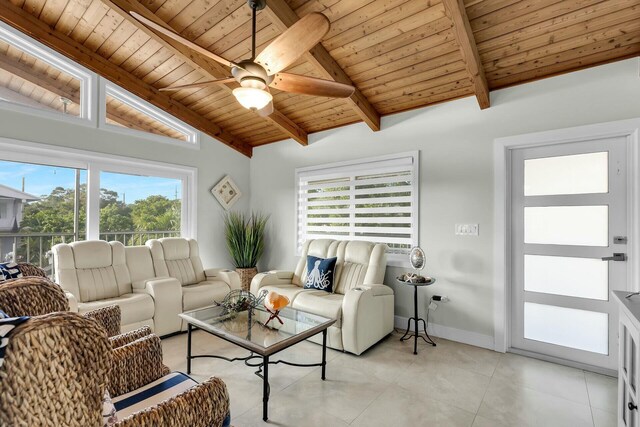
[250,58,640,345]
[0,108,250,268]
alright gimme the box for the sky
[0,160,181,203]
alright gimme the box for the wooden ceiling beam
[103,0,308,146]
[264,0,381,132]
[442,0,490,109]
[0,0,253,157]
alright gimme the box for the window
[0,23,91,121]
[101,83,198,145]
[98,171,182,245]
[296,152,419,266]
[0,22,200,146]
[0,159,87,272]
[0,138,196,274]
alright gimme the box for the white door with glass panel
[511,137,628,370]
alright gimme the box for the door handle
[629,402,638,411]
[602,253,627,262]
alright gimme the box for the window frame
[295,151,419,267]
[0,21,95,125]
[0,22,201,148]
[0,136,197,241]
[99,80,200,148]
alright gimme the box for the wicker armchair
[0,276,135,342]
[0,312,230,427]
[15,262,47,278]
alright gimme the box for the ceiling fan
[130,0,355,117]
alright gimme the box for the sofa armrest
[65,291,79,312]
[357,283,394,297]
[117,376,230,427]
[204,268,241,291]
[341,285,395,355]
[83,305,121,337]
[133,277,182,336]
[250,271,295,295]
[109,334,170,397]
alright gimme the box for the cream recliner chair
[147,237,241,328]
[250,239,393,355]
[53,240,155,333]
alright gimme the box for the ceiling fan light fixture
[233,87,272,110]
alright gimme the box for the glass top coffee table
[179,304,335,421]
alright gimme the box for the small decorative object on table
[263,291,290,327]
[215,289,266,316]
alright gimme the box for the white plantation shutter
[296,152,419,264]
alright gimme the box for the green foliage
[20,186,86,233]
[223,211,269,268]
[131,195,180,231]
[19,185,180,234]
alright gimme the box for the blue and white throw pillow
[0,309,29,368]
[304,256,337,292]
[0,262,22,282]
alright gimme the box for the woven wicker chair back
[16,263,47,278]
[0,312,111,427]
[0,277,69,317]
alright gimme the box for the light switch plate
[455,224,479,236]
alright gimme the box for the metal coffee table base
[186,324,328,421]
[399,283,437,354]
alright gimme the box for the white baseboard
[394,315,495,351]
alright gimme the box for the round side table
[397,277,437,355]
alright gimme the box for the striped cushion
[112,372,196,420]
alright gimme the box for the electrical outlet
[429,301,438,311]
[441,296,449,302]
[455,223,479,236]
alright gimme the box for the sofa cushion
[112,372,197,420]
[72,241,113,269]
[124,246,156,286]
[78,293,154,326]
[304,256,337,292]
[76,267,121,302]
[182,281,231,311]
[333,262,368,295]
[292,290,343,328]
[166,259,198,286]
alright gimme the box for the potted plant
[223,211,269,290]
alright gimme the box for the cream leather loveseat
[53,238,239,336]
[250,239,394,355]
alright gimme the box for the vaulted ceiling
[0,0,639,157]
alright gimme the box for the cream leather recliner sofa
[250,239,394,355]
[53,238,240,336]
[53,240,156,333]
[146,238,241,317]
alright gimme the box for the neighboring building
[0,184,39,261]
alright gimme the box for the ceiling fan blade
[255,12,330,75]
[270,73,355,98]
[159,78,236,91]
[256,101,274,117]
[130,11,237,69]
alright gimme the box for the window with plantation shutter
[295,152,419,266]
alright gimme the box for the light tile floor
[162,330,617,427]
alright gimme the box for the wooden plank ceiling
[0,0,639,157]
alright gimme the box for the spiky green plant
[223,211,270,268]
